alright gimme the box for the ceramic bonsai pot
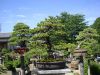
[36,61,66,70]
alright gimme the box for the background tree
[92,17,100,35]
[57,12,87,43]
[91,17,100,53]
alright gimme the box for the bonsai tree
[29,16,68,60]
[9,22,30,48]
[6,23,30,69]
[76,27,99,55]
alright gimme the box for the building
[0,33,11,49]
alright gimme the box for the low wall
[1,71,19,75]
[31,68,74,75]
[1,71,12,75]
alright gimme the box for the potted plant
[29,16,68,70]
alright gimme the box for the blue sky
[0,0,100,32]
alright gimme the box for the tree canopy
[92,17,100,44]
[57,12,87,43]
[92,17,100,34]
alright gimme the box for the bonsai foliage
[76,28,99,55]
[9,23,30,47]
[29,16,67,57]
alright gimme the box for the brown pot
[36,61,66,70]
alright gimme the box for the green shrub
[0,65,7,74]
[90,62,100,75]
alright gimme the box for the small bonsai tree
[76,28,99,55]
[9,22,30,47]
[6,23,30,69]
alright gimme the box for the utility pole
[0,23,1,32]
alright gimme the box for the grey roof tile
[0,33,11,38]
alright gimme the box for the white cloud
[33,13,48,18]
[33,13,46,16]
[18,7,32,10]
[86,17,96,25]
[86,17,96,21]
[2,9,11,13]
[16,15,26,18]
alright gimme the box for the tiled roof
[0,39,9,42]
[0,33,11,38]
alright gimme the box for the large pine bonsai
[30,16,68,59]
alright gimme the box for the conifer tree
[9,23,30,47]
[30,16,68,57]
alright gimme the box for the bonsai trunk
[19,41,26,47]
[46,37,53,58]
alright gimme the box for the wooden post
[20,55,25,75]
[79,56,84,75]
